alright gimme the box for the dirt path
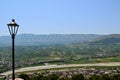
[1,62,120,75]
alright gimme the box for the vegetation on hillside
[0,34,120,73]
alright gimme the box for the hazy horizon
[1,33,119,37]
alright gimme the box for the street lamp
[7,19,19,80]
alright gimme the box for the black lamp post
[7,19,19,80]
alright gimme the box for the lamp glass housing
[7,19,19,36]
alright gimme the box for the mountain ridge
[1,34,120,46]
[0,34,101,46]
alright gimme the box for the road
[1,62,120,75]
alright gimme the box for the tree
[41,74,59,80]
[89,75,101,80]
[30,74,43,80]
[71,74,84,80]
[112,74,120,80]
[18,74,30,80]
[101,74,112,80]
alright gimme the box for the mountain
[0,34,101,46]
[66,34,120,57]
[90,34,120,45]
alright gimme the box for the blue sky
[0,0,120,36]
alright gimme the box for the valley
[0,34,120,74]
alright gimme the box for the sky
[0,0,120,36]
